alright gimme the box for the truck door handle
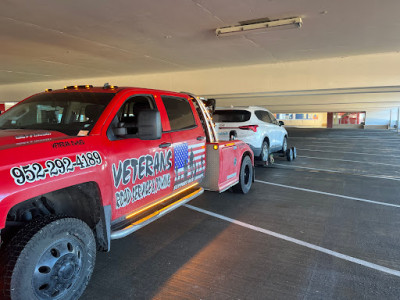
[159,142,171,148]
[197,136,205,140]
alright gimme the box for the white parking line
[298,155,400,167]
[297,144,400,152]
[295,141,400,146]
[254,179,400,208]
[297,148,400,158]
[184,204,400,278]
[291,137,400,141]
[273,163,400,182]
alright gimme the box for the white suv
[213,106,288,162]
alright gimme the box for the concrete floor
[82,128,400,300]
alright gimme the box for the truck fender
[96,205,111,252]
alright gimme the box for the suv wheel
[281,137,288,153]
[260,141,269,162]
[0,217,96,300]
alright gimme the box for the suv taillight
[239,125,258,132]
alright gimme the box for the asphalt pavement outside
[82,128,400,300]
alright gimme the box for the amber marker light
[213,144,219,150]
[45,89,52,92]
[126,182,199,219]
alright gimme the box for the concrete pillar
[327,112,333,128]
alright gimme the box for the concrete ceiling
[2,0,400,86]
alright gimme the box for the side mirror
[112,122,137,137]
[279,121,285,126]
[205,98,216,114]
[138,110,162,140]
[112,123,127,136]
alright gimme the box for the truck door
[159,95,206,191]
[105,94,174,220]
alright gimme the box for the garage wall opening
[332,112,366,128]
[275,113,327,128]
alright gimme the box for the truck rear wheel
[233,155,253,194]
[0,217,96,300]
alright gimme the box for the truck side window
[161,96,196,131]
[107,95,155,140]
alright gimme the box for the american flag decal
[174,143,189,169]
[173,142,206,190]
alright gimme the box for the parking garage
[79,128,400,299]
[2,1,400,299]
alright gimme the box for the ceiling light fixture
[216,17,302,37]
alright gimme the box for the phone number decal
[10,151,102,186]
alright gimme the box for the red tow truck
[0,85,254,299]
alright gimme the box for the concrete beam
[1,52,400,114]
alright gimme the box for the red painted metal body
[217,141,252,191]
[0,87,253,230]
[201,141,253,192]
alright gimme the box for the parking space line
[184,204,400,278]
[272,163,400,182]
[291,137,400,141]
[296,148,400,158]
[254,179,400,208]
[296,144,400,152]
[295,141,400,146]
[298,155,400,167]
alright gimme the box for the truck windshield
[213,110,251,122]
[0,92,115,136]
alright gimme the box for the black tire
[292,146,297,159]
[233,155,253,194]
[281,136,288,153]
[259,141,269,162]
[0,217,96,300]
[286,148,294,161]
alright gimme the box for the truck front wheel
[233,155,253,194]
[0,217,96,300]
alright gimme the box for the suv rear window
[213,110,251,122]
